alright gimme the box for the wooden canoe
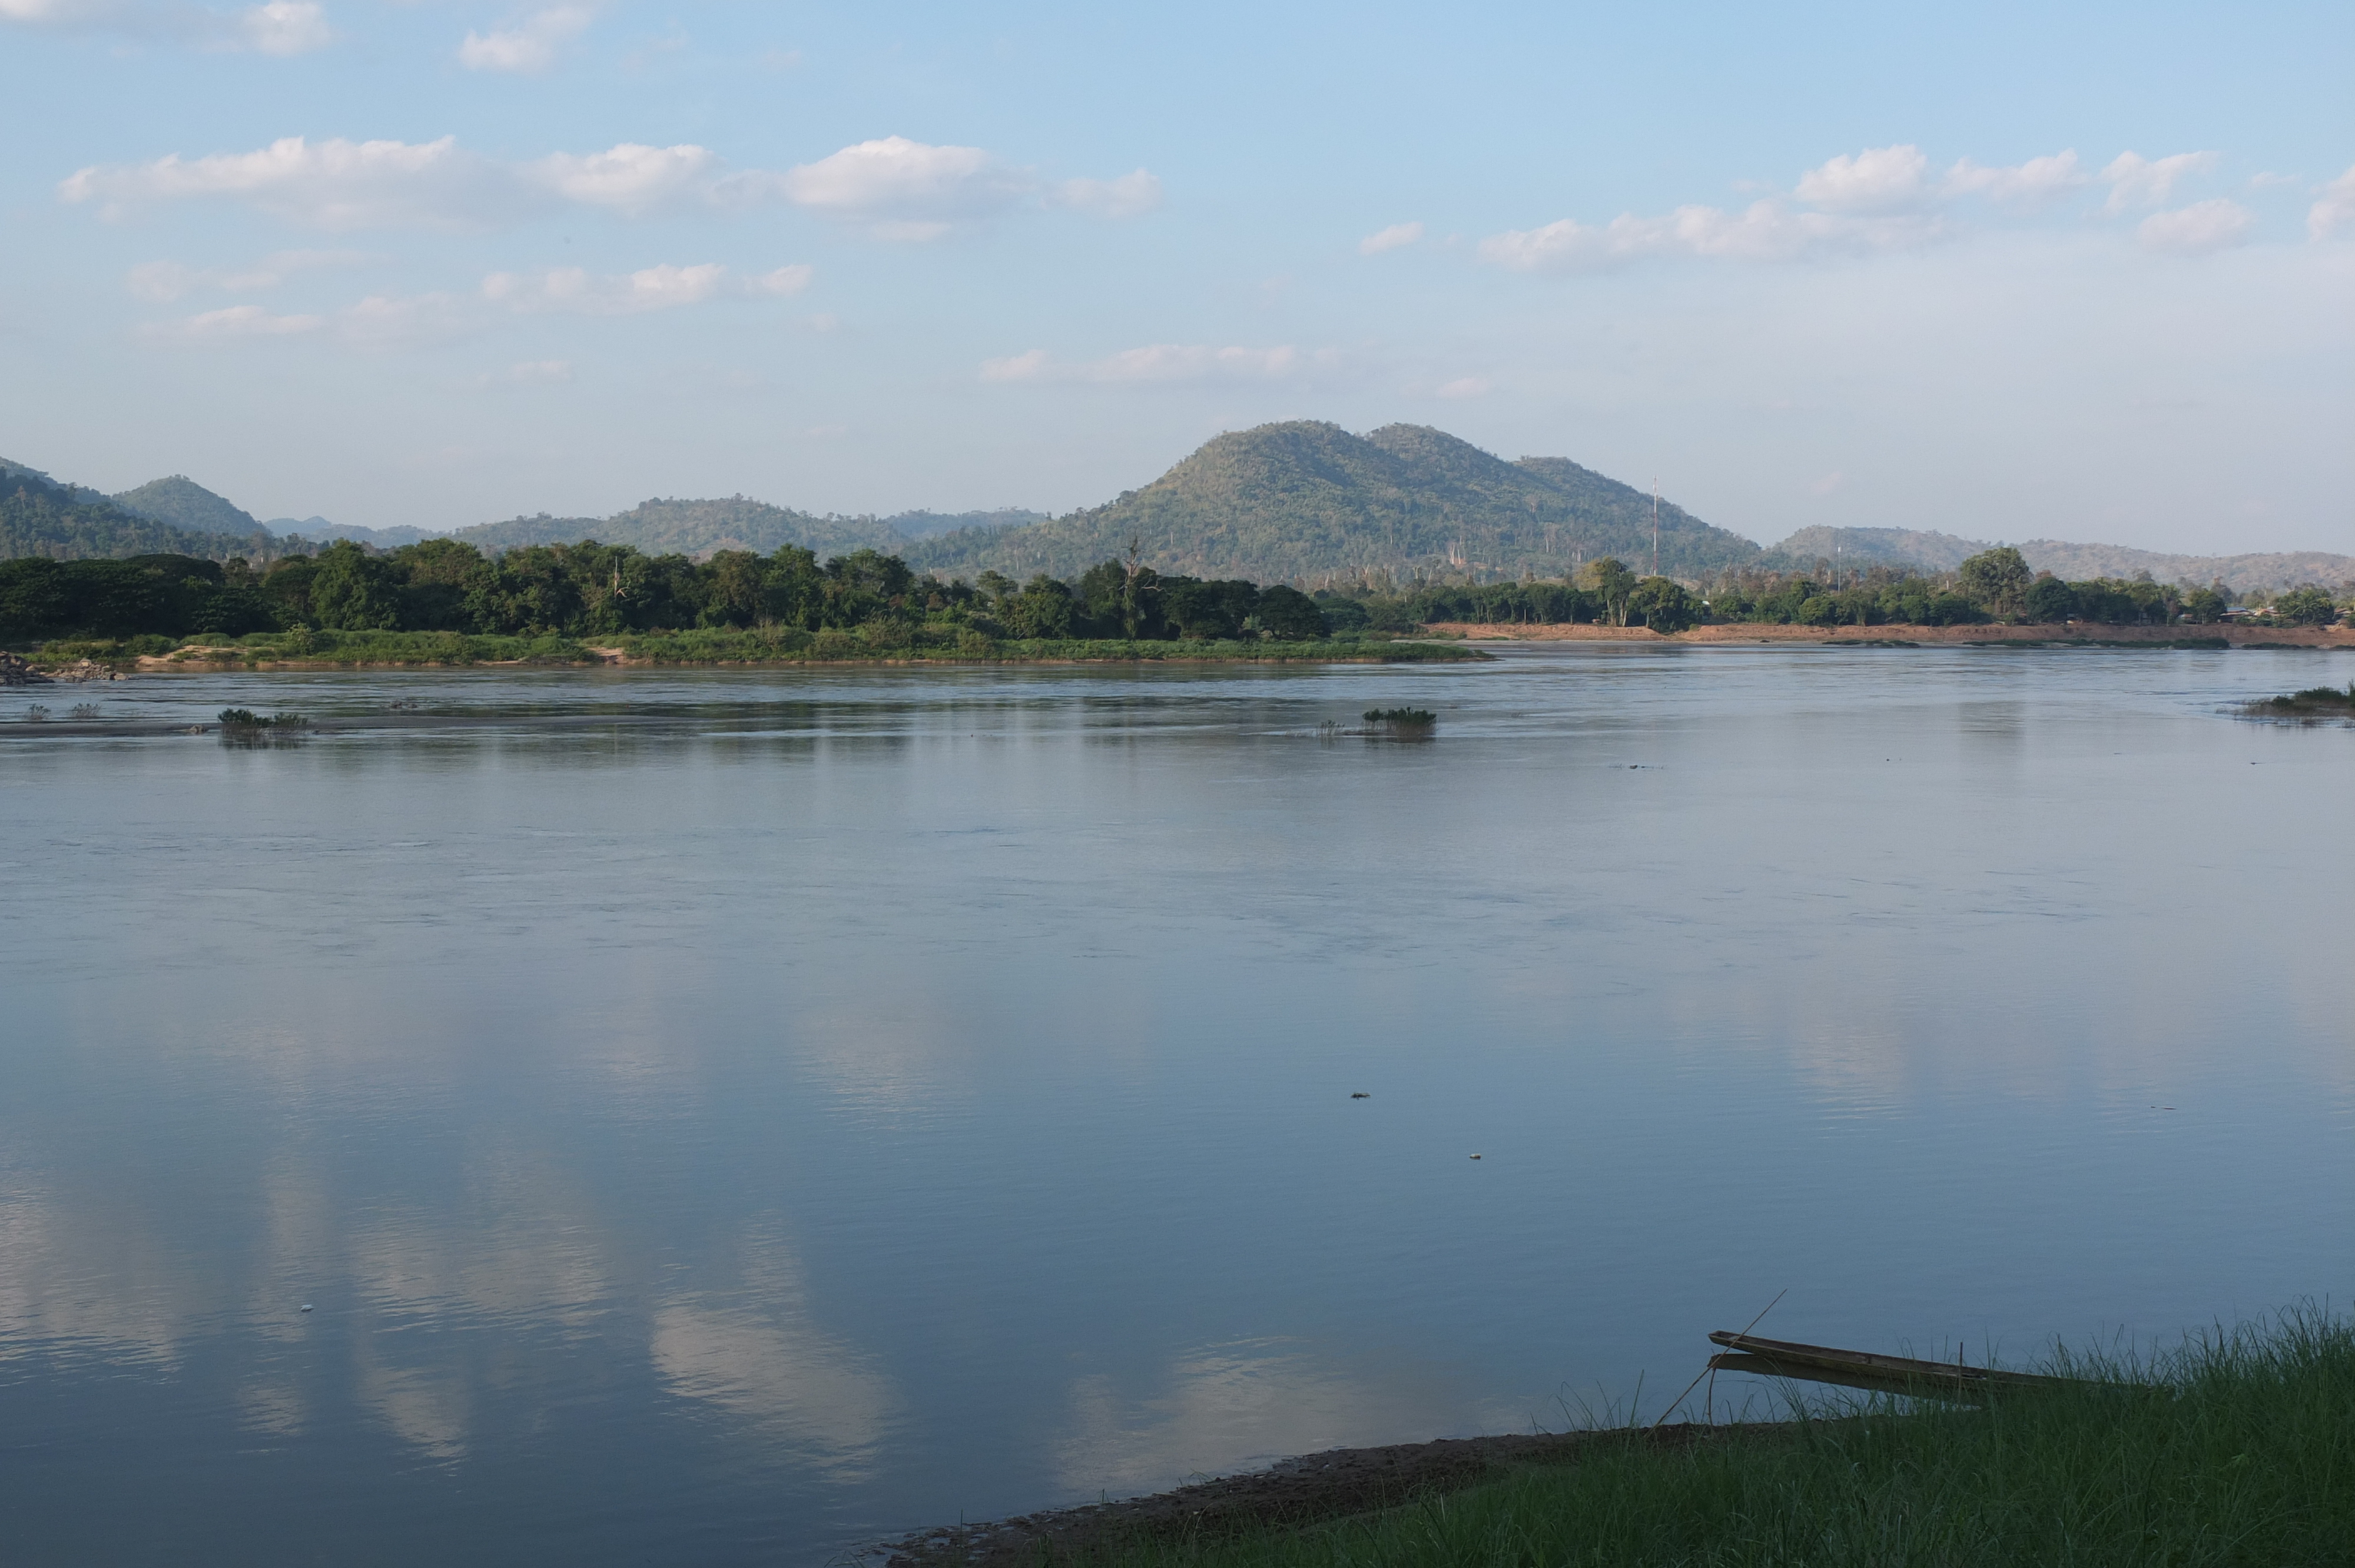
[1706,1331,2078,1398]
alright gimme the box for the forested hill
[450,495,913,557]
[1,460,288,563]
[903,422,1761,584]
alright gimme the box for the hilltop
[1,460,286,563]
[111,474,260,537]
[904,422,1758,583]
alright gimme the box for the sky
[2,1,2350,552]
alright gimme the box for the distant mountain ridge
[265,516,435,549]
[449,496,913,557]
[1763,525,2354,594]
[6,438,2347,594]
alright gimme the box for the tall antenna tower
[1651,477,1660,578]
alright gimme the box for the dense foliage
[0,540,1349,646]
[1322,546,2335,631]
[6,536,2341,650]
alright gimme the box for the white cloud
[484,262,727,314]
[2101,151,2218,214]
[527,142,719,215]
[1435,376,1489,398]
[65,131,1163,239]
[1795,145,1931,212]
[2137,198,2254,255]
[981,343,1312,384]
[62,135,515,230]
[1943,150,2087,206]
[240,0,325,54]
[2309,163,2355,240]
[1359,221,1424,255]
[141,304,324,344]
[774,137,1031,240]
[1050,169,1163,219]
[1481,201,1939,273]
[749,264,814,296]
[458,3,591,72]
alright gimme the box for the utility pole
[1651,477,1660,578]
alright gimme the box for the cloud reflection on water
[650,1231,899,1479]
[1056,1338,1521,1497]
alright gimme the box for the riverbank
[13,630,1488,672]
[1427,620,2355,647]
[886,1313,2355,1568]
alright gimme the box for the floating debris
[1349,1092,1369,1099]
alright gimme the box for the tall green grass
[1093,1313,2355,1567]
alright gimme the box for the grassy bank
[1069,1314,2355,1568]
[28,629,1487,668]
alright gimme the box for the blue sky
[3,0,2349,551]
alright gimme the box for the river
[3,644,2349,1564]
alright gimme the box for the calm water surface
[3,645,2351,1564]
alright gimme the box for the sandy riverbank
[1425,622,2355,647]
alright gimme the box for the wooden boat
[1706,1330,2079,1399]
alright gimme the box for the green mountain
[452,496,910,557]
[112,474,262,536]
[903,422,1760,584]
[2,459,285,563]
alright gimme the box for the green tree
[1625,576,1697,632]
[2181,585,2228,623]
[2271,585,2339,626]
[307,542,402,630]
[1255,583,1326,639]
[2023,576,2075,623]
[1008,574,1076,637]
[1958,547,2033,618]
[1575,557,1637,626]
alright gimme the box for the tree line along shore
[1,538,2347,669]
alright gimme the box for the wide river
[3,644,2350,1564]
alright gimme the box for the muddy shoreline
[875,1423,1770,1566]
